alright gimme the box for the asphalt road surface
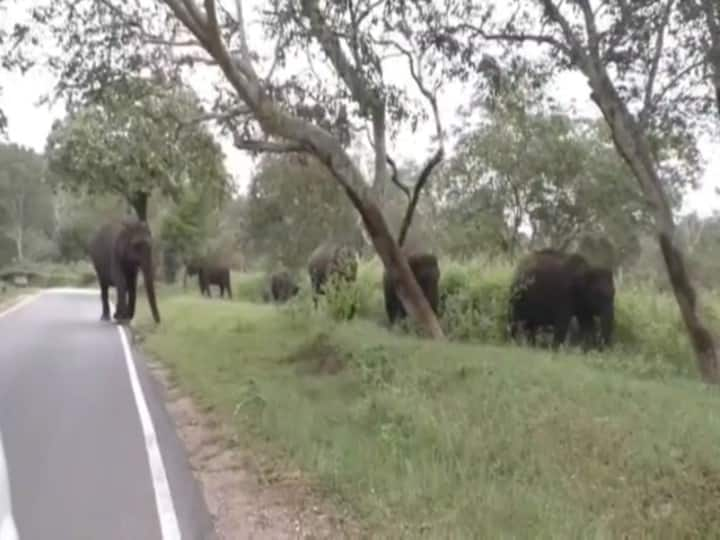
[0,289,216,540]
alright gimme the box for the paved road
[0,290,216,540]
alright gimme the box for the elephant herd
[88,218,615,352]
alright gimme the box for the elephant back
[308,243,357,285]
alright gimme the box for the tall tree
[23,0,501,339]
[45,76,230,222]
[244,153,360,269]
[0,143,54,262]
[437,0,720,382]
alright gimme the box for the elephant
[307,243,358,301]
[186,258,232,299]
[383,251,440,325]
[89,219,160,324]
[508,248,614,351]
[269,271,299,303]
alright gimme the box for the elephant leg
[576,315,596,352]
[127,267,138,319]
[552,314,571,350]
[100,282,111,321]
[112,267,129,322]
[526,323,537,347]
[226,278,232,300]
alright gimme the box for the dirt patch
[146,360,362,540]
[282,333,346,376]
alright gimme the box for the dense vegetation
[1,0,720,535]
[136,294,720,538]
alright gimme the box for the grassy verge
[136,295,720,538]
[0,285,34,310]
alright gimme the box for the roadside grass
[136,295,720,538]
[0,284,34,310]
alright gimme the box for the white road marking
[0,293,40,320]
[1,287,181,538]
[117,322,181,540]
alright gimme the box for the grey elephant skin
[269,271,299,303]
[307,243,358,299]
[186,259,233,299]
[89,219,161,324]
[383,252,440,325]
[508,248,614,350]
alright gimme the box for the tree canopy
[45,76,231,222]
[0,143,54,263]
[243,153,360,270]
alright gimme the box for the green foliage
[138,296,720,538]
[0,260,95,288]
[244,154,360,270]
[45,76,229,221]
[433,100,654,261]
[0,143,55,262]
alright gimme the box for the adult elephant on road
[186,258,233,299]
[508,248,614,351]
[384,251,440,326]
[89,219,161,324]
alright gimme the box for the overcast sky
[1,0,718,216]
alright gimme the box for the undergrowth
[137,296,720,538]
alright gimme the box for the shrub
[229,254,713,378]
[230,271,266,302]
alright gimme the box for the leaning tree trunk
[590,79,719,383]
[337,179,445,339]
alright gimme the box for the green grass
[136,295,720,538]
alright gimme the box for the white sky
[0,1,718,216]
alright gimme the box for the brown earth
[145,359,363,540]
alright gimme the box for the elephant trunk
[141,257,161,323]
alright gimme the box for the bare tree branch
[398,147,443,246]
[232,136,306,154]
[640,0,674,127]
[386,155,410,198]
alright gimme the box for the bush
[230,271,266,302]
[229,254,712,378]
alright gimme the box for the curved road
[0,289,216,540]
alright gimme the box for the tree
[435,103,661,261]
[0,143,54,262]
[243,153,359,270]
[159,180,227,272]
[678,1,720,117]
[25,0,491,339]
[437,1,720,382]
[52,191,126,262]
[45,76,230,222]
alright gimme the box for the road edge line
[117,325,182,540]
[0,293,41,320]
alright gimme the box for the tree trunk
[699,0,720,117]
[14,226,23,261]
[337,178,444,339]
[589,78,719,383]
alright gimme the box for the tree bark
[338,179,445,338]
[164,0,445,339]
[588,79,719,383]
[14,226,23,261]
[699,0,720,117]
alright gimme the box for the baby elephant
[269,271,299,303]
[186,259,233,299]
[383,252,440,325]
